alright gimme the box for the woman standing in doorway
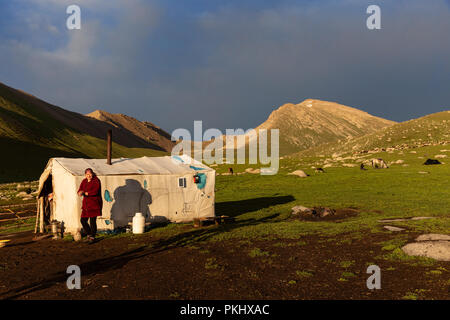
[77,168,102,243]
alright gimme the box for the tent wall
[52,160,79,233]
[45,159,215,234]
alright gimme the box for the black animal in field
[423,159,441,165]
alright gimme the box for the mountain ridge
[0,82,171,182]
[249,99,396,155]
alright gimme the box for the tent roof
[50,155,214,176]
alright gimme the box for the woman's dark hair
[85,168,95,176]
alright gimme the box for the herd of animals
[225,157,442,175]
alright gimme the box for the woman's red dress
[78,176,103,218]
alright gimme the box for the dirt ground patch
[0,229,448,300]
[291,207,360,221]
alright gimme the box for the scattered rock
[410,216,433,220]
[384,226,405,232]
[418,171,429,174]
[416,234,450,241]
[291,207,359,221]
[16,191,31,198]
[378,218,408,223]
[288,170,309,177]
[319,208,334,218]
[378,216,434,223]
[291,206,312,215]
[342,163,357,167]
[402,241,450,261]
[434,154,447,158]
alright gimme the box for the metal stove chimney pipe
[107,129,112,165]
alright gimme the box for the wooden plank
[39,197,44,233]
[34,198,39,234]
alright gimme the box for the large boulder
[291,206,313,215]
[402,241,450,261]
[416,234,450,241]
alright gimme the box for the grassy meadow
[4,145,450,240]
[2,144,449,299]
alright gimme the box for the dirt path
[0,230,448,300]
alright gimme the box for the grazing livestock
[315,168,325,173]
[371,158,388,169]
[423,159,441,165]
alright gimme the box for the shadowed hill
[0,82,170,182]
[86,110,174,152]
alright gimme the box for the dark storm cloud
[0,0,449,133]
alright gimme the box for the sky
[0,0,450,133]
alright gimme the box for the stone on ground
[288,170,308,177]
[416,234,450,241]
[291,206,312,215]
[402,241,450,261]
[378,218,408,222]
[384,226,405,232]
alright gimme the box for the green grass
[5,149,448,248]
[248,248,270,258]
[340,261,355,268]
[295,270,314,278]
[402,289,428,300]
[379,248,436,266]
[341,271,357,278]
[298,110,450,158]
[205,257,220,270]
[0,217,36,234]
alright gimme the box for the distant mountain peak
[256,99,395,155]
[86,108,173,150]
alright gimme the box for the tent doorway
[36,174,54,232]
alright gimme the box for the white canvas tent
[36,155,215,234]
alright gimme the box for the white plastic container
[132,212,145,234]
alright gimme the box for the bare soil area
[0,229,448,300]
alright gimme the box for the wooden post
[39,197,44,233]
[34,198,40,234]
[107,129,112,165]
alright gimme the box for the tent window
[178,177,186,188]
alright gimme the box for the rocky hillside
[86,110,174,152]
[254,99,395,155]
[0,82,169,182]
[299,111,450,158]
